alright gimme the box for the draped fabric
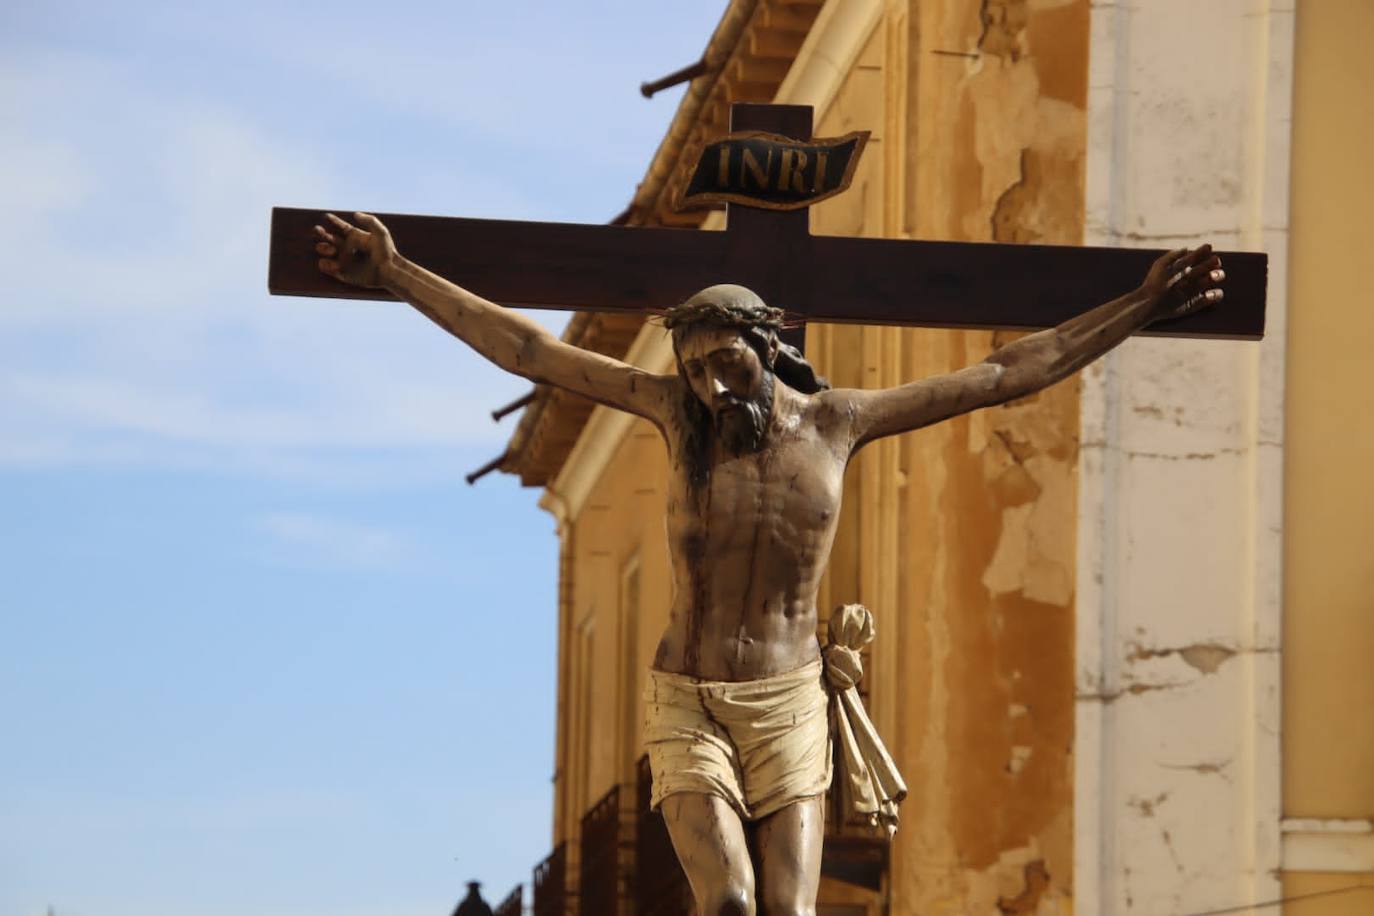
[643,659,832,821]
[822,604,908,838]
[642,604,906,835]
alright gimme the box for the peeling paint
[996,859,1049,913]
[991,148,1043,243]
[1126,641,1240,674]
[1178,644,1236,674]
[978,0,1030,62]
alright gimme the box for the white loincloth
[644,604,907,834]
[644,657,832,821]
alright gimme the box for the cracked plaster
[1075,2,1290,912]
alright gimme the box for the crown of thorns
[656,286,830,393]
[660,300,786,332]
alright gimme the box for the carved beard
[711,369,775,456]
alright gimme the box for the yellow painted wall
[553,419,671,849]
[807,2,1089,912]
[1282,0,1374,909]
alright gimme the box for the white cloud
[0,46,551,477]
[3,369,508,450]
[0,52,332,321]
[255,510,412,570]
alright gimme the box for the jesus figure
[312,211,1224,916]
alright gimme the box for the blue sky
[0,2,725,913]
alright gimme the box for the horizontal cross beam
[269,206,1266,339]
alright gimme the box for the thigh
[754,795,825,915]
[661,792,756,913]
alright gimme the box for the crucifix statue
[269,103,1264,916]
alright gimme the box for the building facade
[497,1,1373,913]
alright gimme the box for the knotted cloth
[822,604,908,838]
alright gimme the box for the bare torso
[652,382,853,681]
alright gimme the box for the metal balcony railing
[534,842,572,916]
[578,784,635,916]
[493,884,522,916]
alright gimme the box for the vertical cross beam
[723,103,813,354]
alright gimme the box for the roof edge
[624,0,761,226]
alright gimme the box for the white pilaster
[1075,2,1292,913]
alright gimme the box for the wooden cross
[268,103,1266,355]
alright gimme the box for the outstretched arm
[314,212,676,425]
[834,246,1225,449]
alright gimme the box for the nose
[708,374,729,397]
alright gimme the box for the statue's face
[676,325,776,455]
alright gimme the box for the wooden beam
[731,55,792,85]
[760,4,819,32]
[725,80,776,103]
[750,28,809,59]
[269,207,1266,339]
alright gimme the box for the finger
[1181,258,1223,289]
[1173,286,1223,316]
[325,212,357,234]
[313,224,337,244]
[1189,258,1225,291]
[318,258,340,278]
[354,211,382,231]
[315,241,337,256]
[1158,247,1188,275]
[1170,248,1219,288]
[1193,253,1221,276]
[1183,244,1214,270]
[1161,247,1196,286]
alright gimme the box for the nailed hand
[1141,245,1225,320]
[313,212,397,289]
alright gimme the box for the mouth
[714,402,747,420]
